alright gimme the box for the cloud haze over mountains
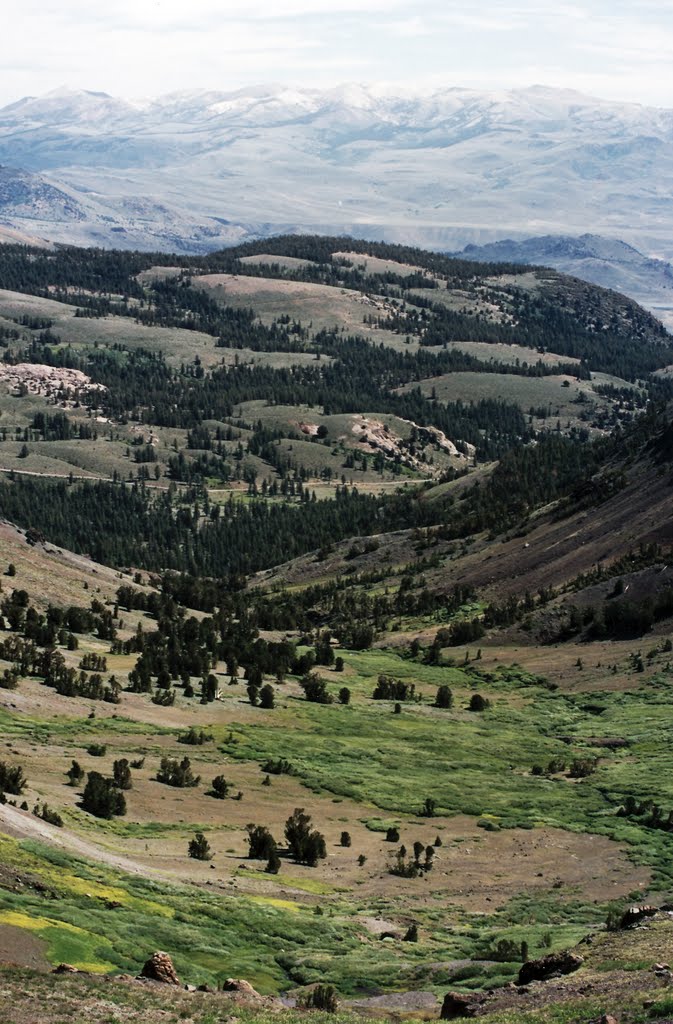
[6,1,673,106]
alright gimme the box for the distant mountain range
[0,83,672,253]
[0,83,672,324]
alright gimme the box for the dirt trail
[0,467,100,481]
[0,466,173,490]
[0,803,160,879]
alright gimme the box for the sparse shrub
[33,802,63,827]
[261,757,296,776]
[87,743,106,757]
[338,686,351,705]
[568,757,598,778]
[340,831,351,847]
[468,693,490,712]
[266,848,281,874]
[300,672,333,704]
[420,797,437,817]
[0,761,26,795]
[67,760,85,786]
[156,756,200,788]
[373,674,415,701]
[0,668,18,690]
[605,906,624,932]
[385,826,400,842]
[201,673,219,703]
[299,984,338,1013]
[389,848,420,878]
[178,727,212,745]
[486,938,522,962]
[404,924,418,942]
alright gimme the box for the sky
[3,0,673,108]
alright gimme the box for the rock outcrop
[518,950,584,985]
[139,951,181,985]
[440,990,481,1019]
[620,905,658,929]
[222,978,261,997]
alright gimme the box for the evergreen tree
[211,775,229,799]
[285,807,327,866]
[246,823,277,860]
[259,683,275,708]
[81,772,126,819]
[435,684,453,709]
[188,832,212,860]
[112,758,132,790]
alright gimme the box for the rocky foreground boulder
[518,950,584,985]
[139,951,181,985]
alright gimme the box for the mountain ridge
[0,83,672,261]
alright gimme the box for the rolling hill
[457,233,673,330]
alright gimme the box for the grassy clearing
[197,274,429,354]
[444,340,580,367]
[1,631,672,998]
[215,650,673,884]
[398,371,619,431]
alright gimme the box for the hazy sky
[3,0,672,107]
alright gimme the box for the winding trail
[0,803,164,879]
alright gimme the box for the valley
[0,235,671,1023]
